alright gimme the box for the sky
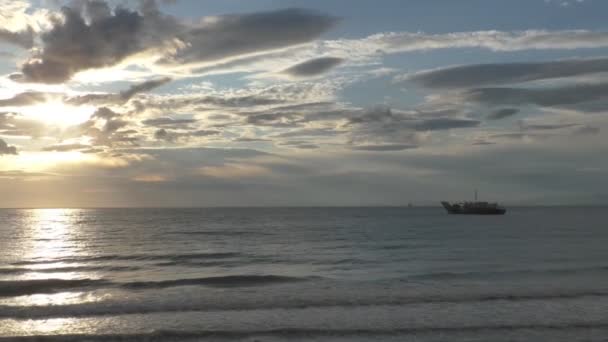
[1,0,608,207]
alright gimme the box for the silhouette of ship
[441,190,506,215]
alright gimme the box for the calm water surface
[0,207,607,341]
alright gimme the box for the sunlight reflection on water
[25,209,82,261]
[4,209,102,334]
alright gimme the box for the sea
[0,207,607,341]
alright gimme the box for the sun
[19,101,96,127]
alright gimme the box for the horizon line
[1,205,607,210]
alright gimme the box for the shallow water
[1,207,607,341]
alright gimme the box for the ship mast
[474,189,478,201]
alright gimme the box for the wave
[0,274,310,298]
[121,275,307,289]
[410,266,608,280]
[0,266,140,275]
[5,324,608,341]
[169,230,271,237]
[1,289,607,319]
[11,252,240,266]
[0,278,108,297]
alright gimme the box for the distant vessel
[441,190,506,215]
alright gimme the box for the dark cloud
[103,118,129,133]
[208,114,233,121]
[66,77,173,106]
[0,112,49,138]
[14,6,144,83]
[13,1,182,83]
[0,139,17,155]
[160,8,338,65]
[92,107,120,120]
[142,117,196,127]
[347,106,394,125]
[63,107,139,148]
[234,137,271,142]
[154,128,221,142]
[191,129,221,137]
[0,27,34,48]
[351,144,418,151]
[245,113,300,127]
[344,106,478,150]
[472,140,496,146]
[487,108,519,120]
[466,83,608,108]
[42,143,91,152]
[273,127,338,138]
[409,57,608,89]
[519,122,579,131]
[349,107,479,131]
[489,132,533,140]
[278,140,319,149]
[0,92,48,107]
[154,128,169,140]
[573,125,600,135]
[282,57,344,77]
[119,77,172,101]
[143,95,284,112]
[412,118,480,131]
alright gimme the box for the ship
[441,190,506,215]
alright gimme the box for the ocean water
[0,207,607,341]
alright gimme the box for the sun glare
[20,102,96,127]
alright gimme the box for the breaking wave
[5,324,608,341]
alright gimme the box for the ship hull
[441,201,506,215]
[444,208,506,215]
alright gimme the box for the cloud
[0,112,49,138]
[347,106,479,131]
[573,125,600,135]
[411,118,480,131]
[62,107,140,148]
[278,140,320,149]
[66,77,173,106]
[0,138,17,155]
[0,170,54,179]
[245,113,300,127]
[351,144,418,151]
[466,82,608,108]
[545,0,585,7]
[142,117,196,127]
[142,94,285,112]
[153,128,221,142]
[0,26,34,48]
[347,106,394,125]
[234,137,270,142]
[12,1,182,83]
[199,163,270,179]
[407,57,608,89]
[518,121,580,131]
[273,127,340,138]
[119,77,173,101]
[487,108,519,120]
[282,57,344,77]
[325,30,608,59]
[42,143,91,152]
[92,107,120,120]
[0,92,48,107]
[160,8,338,65]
